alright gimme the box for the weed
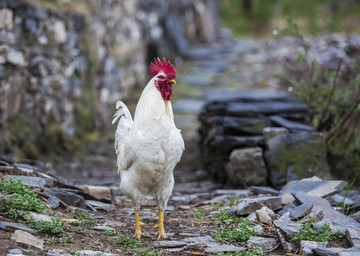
[0,178,47,219]
[335,176,357,215]
[71,209,97,227]
[279,18,360,179]
[228,198,239,206]
[211,209,243,224]
[70,250,78,256]
[132,248,159,256]
[213,218,259,243]
[117,235,144,248]
[44,233,72,244]
[189,209,207,221]
[294,220,343,244]
[27,217,65,234]
[105,229,118,236]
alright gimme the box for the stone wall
[199,89,331,189]
[0,0,219,157]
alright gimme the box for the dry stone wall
[199,89,332,189]
[0,0,219,156]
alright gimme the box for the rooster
[112,58,184,240]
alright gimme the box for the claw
[133,229,144,241]
[156,229,168,240]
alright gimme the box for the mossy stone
[265,133,331,189]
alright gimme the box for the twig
[264,242,281,253]
[276,228,291,254]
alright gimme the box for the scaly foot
[134,211,143,240]
[155,210,167,240]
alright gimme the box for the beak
[169,79,176,84]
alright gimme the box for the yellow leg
[156,210,167,240]
[133,211,143,240]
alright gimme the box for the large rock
[225,147,268,186]
[265,133,331,188]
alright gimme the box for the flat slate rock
[232,196,283,216]
[0,221,37,234]
[149,240,187,248]
[280,178,347,204]
[289,203,313,220]
[273,212,302,240]
[226,101,308,117]
[86,200,115,211]
[249,186,279,196]
[269,115,315,133]
[346,228,360,248]
[206,89,292,104]
[213,189,250,197]
[4,175,47,188]
[184,235,219,246]
[11,230,44,250]
[205,244,246,253]
[90,225,114,231]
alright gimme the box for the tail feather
[112,101,133,173]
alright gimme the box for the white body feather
[113,74,184,212]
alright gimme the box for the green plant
[279,18,360,180]
[27,217,65,234]
[0,178,47,219]
[44,233,72,244]
[71,209,97,227]
[189,209,207,220]
[294,220,343,244]
[213,218,259,243]
[228,197,239,206]
[117,235,144,248]
[105,229,118,236]
[132,248,159,256]
[335,176,357,215]
[211,209,243,224]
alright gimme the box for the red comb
[150,57,176,79]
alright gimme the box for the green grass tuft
[117,235,144,248]
[294,220,343,244]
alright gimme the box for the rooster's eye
[158,75,165,79]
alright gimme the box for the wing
[112,101,133,173]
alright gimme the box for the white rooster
[112,58,184,240]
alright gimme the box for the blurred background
[0,0,359,185]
